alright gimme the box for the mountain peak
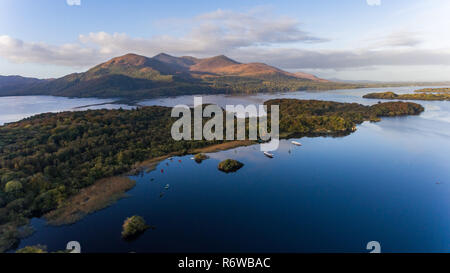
[210,55,240,64]
[153,52,173,58]
[153,52,196,68]
[103,53,150,67]
[190,55,240,72]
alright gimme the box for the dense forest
[265,99,424,136]
[0,99,424,251]
[363,91,450,101]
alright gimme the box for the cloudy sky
[1,0,450,81]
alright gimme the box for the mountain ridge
[0,53,342,100]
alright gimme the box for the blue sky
[1,0,450,81]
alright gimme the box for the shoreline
[1,99,425,252]
[42,140,256,227]
[44,177,136,226]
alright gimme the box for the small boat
[164,184,170,190]
[168,157,173,161]
[264,151,274,158]
[190,157,195,160]
[291,141,302,146]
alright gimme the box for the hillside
[0,53,352,100]
[0,76,47,95]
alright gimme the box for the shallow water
[8,87,450,253]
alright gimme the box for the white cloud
[232,47,450,71]
[66,0,81,6]
[370,30,422,48]
[3,32,450,73]
[0,35,99,67]
[367,0,381,6]
[2,6,450,81]
[0,9,327,67]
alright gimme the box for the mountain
[0,75,42,87]
[0,53,344,100]
[293,72,328,83]
[0,75,47,95]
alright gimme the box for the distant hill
[0,53,351,100]
[0,75,47,95]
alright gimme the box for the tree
[4,181,22,193]
[121,215,149,239]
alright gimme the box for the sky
[1,0,450,81]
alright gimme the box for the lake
[4,87,449,253]
[0,96,133,126]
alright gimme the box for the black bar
[3,253,448,272]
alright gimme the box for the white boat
[264,151,274,158]
[291,141,302,146]
[164,184,170,190]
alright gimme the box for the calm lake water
[0,96,132,125]
[5,87,450,253]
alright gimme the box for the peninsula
[0,99,424,252]
[363,91,450,101]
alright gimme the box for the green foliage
[415,88,450,93]
[0,218,31,252]
[363,91,450,101]
[265,99,424,136]
[205,75,360,95]
[0,107,222,229]
[0,100,424,251]
[16,244,47,253]
[4,181,22,193]
[121,215,149,239]
[218,159,244,173]
[194,153,209,163]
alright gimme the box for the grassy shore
[44,140,255,226]
[44,177,136,225]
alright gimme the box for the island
[363,91,450,101]
[414,88,450,93]
[218,159,244,173]
[0,99,424,252]
[194,153,209,163]
[121,215,150,239]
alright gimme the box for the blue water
[0,96,132,125]
[10,87,450,253]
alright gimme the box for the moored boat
[291,141,302,146]
[263,151,274,158]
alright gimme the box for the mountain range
[0,53,348,100]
